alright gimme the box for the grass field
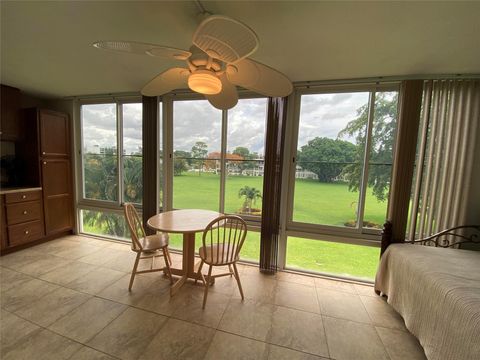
[174,172,387,226]
[84,172,387,280]
[171,172,385,279]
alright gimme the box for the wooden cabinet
[34,109,74,236]
[0,85,21,141]
[19,108,74,242]
[41,159,73,235]
[1,104,74,254]
[39,110,70,157]
[1,190,45,248]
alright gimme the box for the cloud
[298,92,369,147]
[81,93,369,157]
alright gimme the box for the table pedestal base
[166,232,214,296]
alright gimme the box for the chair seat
[199,245,239,265]
[137,233,169,251]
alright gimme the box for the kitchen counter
[0,187,42,195]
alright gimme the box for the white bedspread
[375,244,480,360]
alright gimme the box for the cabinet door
[41,159,73,234]
[39,110,70,157]
[0,196,7,250]
[0,85,21,141]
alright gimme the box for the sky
[81,93,368,156]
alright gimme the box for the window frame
[284,82,400,242]
[76,96,143,210]
[164,91,268,227]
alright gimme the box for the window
[170,97,268,220]
[284,85,399,280]
[79,100,143,241]
[81,103,118,202]
[80,209,128,240]
[122,103,143,204]
[225,98,267,217]
[290,87,398,231]
[167,96,267,263]
[172,99,222,211]
[293,92,369,227]
[286,236,379,280]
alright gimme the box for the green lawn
[173,172,387,227]
[171,172,385,279]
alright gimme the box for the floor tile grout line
[358,293,408,332]
[319,307,332,359]
[2,306,123,360]
[10,287,93,328]
[2,237,408,360]
[214,326,331,359]
[372,325,393,360]
[3,261,398,332]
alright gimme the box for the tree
[338,93,398,202]
[83,147,126,238]
[123,155,142,203]
[232,146,256,174]
[296,137,356,182]
[174,150,192,166]
[238,186,262,214]
[174,158,188,176]
[173,150,190,176]
[191,141,208,175]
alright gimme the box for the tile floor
[0,235,427,360]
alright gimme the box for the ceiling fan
[92,14,293,110]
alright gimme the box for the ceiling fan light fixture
[188,69,222,95]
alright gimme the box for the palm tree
[238,186,262,214]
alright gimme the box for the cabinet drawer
[5,191,42,204]
[8,220,45,247]
[6,201,42,225]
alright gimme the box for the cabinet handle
[22,195,27,199]
[43,161,47,165]
[23,210,28,215]
[24,230,29,235]
[42,152,46,155]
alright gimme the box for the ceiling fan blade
[227,58,293,97]
[205,74,239,110]
[141,68,189,96]
[93,41,191,60]
[193,15,259,64]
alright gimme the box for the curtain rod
[64,73,480,101]
[294,73,480,88]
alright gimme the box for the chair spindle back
[123,203,145,251]
[202,215,247,265]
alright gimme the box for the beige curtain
[408,80,480,240]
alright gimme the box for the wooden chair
[196,215,247,308]
[123,203,173,290]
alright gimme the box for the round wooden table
[147,209,222,295]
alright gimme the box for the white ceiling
[1,1,479,99]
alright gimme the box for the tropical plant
[238,186,262,214]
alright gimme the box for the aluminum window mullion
[278,92,298,269]
[117,102,124,206]
[219,109,228,213]
[163,95,174,211]
[356,91,376,231]
[285,91,303,225]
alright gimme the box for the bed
[375,225,480,360]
